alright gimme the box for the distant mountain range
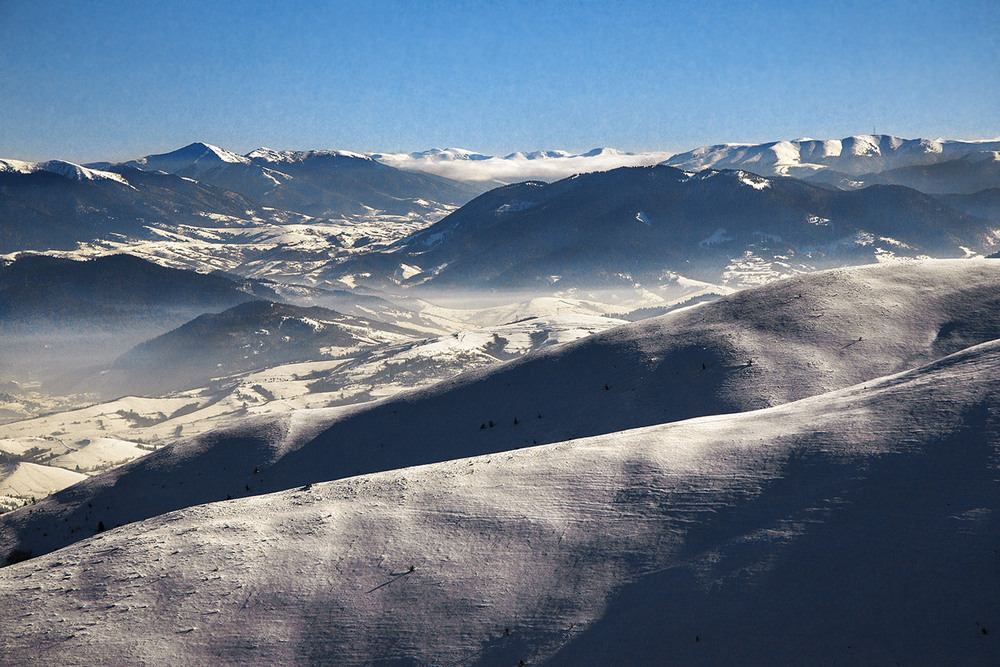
[0,162,282,253]
[3,134,999,292]
[327,164,998,290]
[828,150,1000,194]
[663,134,1000,180]
[117,142,483,218]
[0,143,481,253]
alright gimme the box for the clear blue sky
[1,0,997,163]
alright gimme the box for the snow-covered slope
[122,142,483,220]
[97,300,420,397]
[0,436,150,513]
[0,158,131,185]
[126,142,251,176]
[5,260,1000,564]
[842,150,1000,194]
[330,164,998,290]
[0,315,626,506]
[2,338,998,664]
[372,146,674,183]
[664,134,1000,180]
[0,462,87,502]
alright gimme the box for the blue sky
[1,0,997,163]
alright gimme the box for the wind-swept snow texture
[2,339,999,664]
[3,260,1000,566]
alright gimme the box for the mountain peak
[129,142,250,175]
[581,147,626,158]
[156,142,250,164]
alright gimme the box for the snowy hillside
[122,142,483,219]
[0,158,131,185]
[2,338,998,664]
[327,164,999,290]
[664,134,1000,180]
[840,150,1000,194]
[0,315,625,508]
[5,260,1000,564]
[98,300,420,397]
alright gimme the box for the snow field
[4,260,1000,570]
[1,338,998,664]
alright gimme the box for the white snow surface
[665,134,1000,177]
[0,462,86,500]
[5,260,1000,570]
[0,158,130,185]
[246,148,373,163]
[47,438,151,473]
[129,142,251,176]
[1,338,999,664]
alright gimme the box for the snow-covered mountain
[0,254,276,326]
[0,162,291,253]
[664,134,1000,181]
[120,142,484,219]
[326,164,999,291]
[0,158,131,185]
[832,150,1000,194]
[125,141,251,175]
[97,300,420,397]
[372,146,674,183]
[5,259,1000,565]
[2,323,998,664]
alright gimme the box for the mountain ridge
[2,334,998,663]
[326,164,997,291]
[5,259,1000,564]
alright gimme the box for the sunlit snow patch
[736,171,771,189]
[398,264,423,280]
